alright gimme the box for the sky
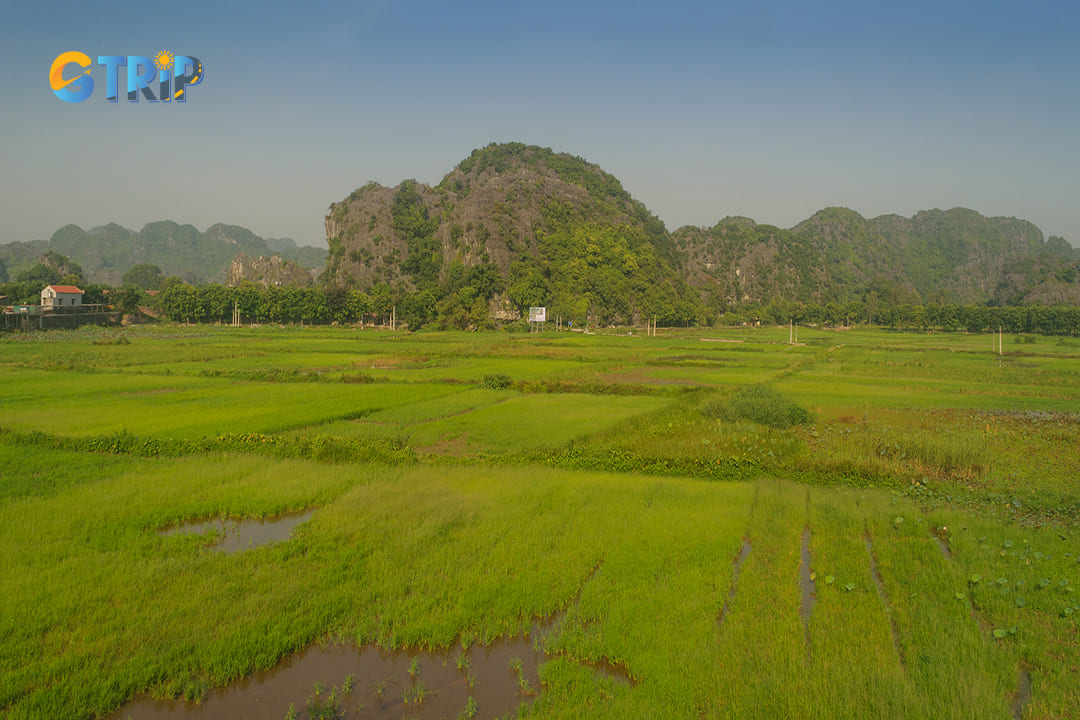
[2,0,1079,249]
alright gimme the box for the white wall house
[41,285,83,308]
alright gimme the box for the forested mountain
[325,142,700,324]
[673,207,1077,307]
[0,223,326,285]
[326,143,1079,320]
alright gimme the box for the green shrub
[481,373,512,389]
[702,384,811,428]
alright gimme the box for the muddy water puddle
[719,537,752,626]
[799,528,815,623]
[159,510,315,554]
[930,527,952,560]
[113,617,632,720]
[799,528,815,659]
[114,629,543,720]
[865,532,905,667]
[1011,665,1032,720]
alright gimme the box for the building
[41,285,84,308]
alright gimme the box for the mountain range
[0,222,326,286]
[3,143,1077,316]
[325,143,1080,317]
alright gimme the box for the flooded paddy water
[113,627,545,719]
[159,510,316,554]
[113,614,632,720]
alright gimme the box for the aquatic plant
[458,695,479,719]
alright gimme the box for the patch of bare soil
[417,433,472,456]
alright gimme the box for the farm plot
[1,324,1078,720]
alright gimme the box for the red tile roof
[46,285,83,294]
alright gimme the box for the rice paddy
[0,324,1077,719]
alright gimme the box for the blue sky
[2,0,1079,248]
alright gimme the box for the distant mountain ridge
[675,206,1078,306]
[0,222,326,285]
[326,143,1080,312]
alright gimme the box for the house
[41,285,84,308]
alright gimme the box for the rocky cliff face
[226,254,313,287]
[864,208,1046,303]
[324,142,674,290]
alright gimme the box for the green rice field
[1,324,1077,719]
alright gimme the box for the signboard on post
[529,307,546,323]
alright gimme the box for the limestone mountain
[0,222,326,285]
[325,142,699,324]
[992,252,1080,305]
[327,143,1079,320]
[226,254,314,288]
[673,207,1077,306]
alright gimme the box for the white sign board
[529,307,546,323]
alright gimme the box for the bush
[702,384,811,428]
[481,374,512,389]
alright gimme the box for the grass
[0,324,1078,719]
[701,384,812,428]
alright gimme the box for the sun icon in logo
[153,50,174,72]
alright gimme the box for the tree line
[4,254,1080,334]
[721,300,1080,335]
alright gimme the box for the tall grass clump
[702,384,811,429]
[874,432,988,479]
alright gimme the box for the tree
[159,276,185,292]
[298,288,329,324]
[198,284,231,322]
[234,283,263,322]
[15,263,59,286]
[82,283,108,305]
[370,282,393,324]
[122,264,164,290]
[325,286,349,323]
[159,283,201,323]
[114,286,145,314]
[346,290,371,324]
[507,260,548,310]
[40,251,83,282]
[392,179,441,287]
[400,288,439,328]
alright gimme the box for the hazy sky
[3,0,1079,248]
